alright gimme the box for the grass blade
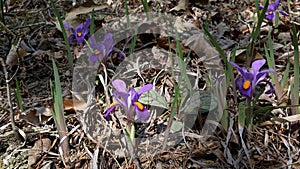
[141,0,151,19]
[175,30,192,94]
[15,79,24,111]
[50,0,73,69]
[265,30,283,101]
[292,24,299,114]
[90,9,95,35]
[246,0,268,67]
[203,24,227,66]
[281,56,290,90]
[0,0,4,22]
[51,59,69,162]
[129,27,138,61]
[125,0,130,28]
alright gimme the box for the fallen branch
[0,57,18,134]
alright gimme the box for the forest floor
[0,0,300,168]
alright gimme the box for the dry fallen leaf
[55,5,108,32]
[281,114,300,123]
[28,138,51,167]
[63,98,87,111]
[185,32,221,68]
[170,0,187,11]
[6,41,28,66]
[18,106,52,126]
[17,98,87,126]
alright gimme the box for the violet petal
[236,77,252,98]
[229,61,243,73]
[112,79,127,93]
[280,10,288,16]
[264,80,275,94]
[134,104,150,121]
[256,69,275,84]
[104,103,119,120]
[275,0,280,9]
[83,19,91,34]
[137,84,153,96]
[251,59,266,75]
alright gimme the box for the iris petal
[260,0,287,21]
[243,71,254,81]
[280,10,288,16]
[232,59,274,98]
[268,3,276,11]
[113,90,129,110]
[90,36,98,49]
[256,69,275,84]
[67,35,75,45]
[129,88,139,103]
[264,80,275,94]
[135,105,150,122]
[266,13,275,20]
[112,79,127,93]
[134,102,144,111]
[83,19,91,34]
[229,62,243,73]
[236,78,252,98]
[105,79,152,121]
[103,33,114,57]
[275,0,280,8]
[90,53,100,62]
[138,84,153,96]
[76,36,85,45]
[64,19,91,45]
[104,102,119,120]
[115,51,125,58]
[259,4,264,9]
[243,80,251,90]
[252,59,265,76]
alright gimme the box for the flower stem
[127,106,135,131]
[126,105,142,168]
[246,98,253,129]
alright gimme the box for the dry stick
[162,100,179,151]
[162,112,173,151]
[246,41,255,68]
[0,0,4,23]
[101,63,110,107]
[0,21,15,36]
[0,57,18,134]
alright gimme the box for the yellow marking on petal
[109,102,118,108]
[77,32,82,37]
[268,11,273,15]
[243,80,251,90]
[134,102,144,111]
[94,50,100,55]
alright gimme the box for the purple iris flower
[104,79,153,122]
[102,33,114,58]
[230,59,275,98]
[90,36,105,62]
[259,0,288,21]
[64,19,91,45]
[89,33,125,62]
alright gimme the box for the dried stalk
[0,57,18,134]
[0,21,15,36]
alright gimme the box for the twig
[162,99,180,150]
[0,57,18,135]
[162,111,173,150]
[0,21,15,36]
[100,63,110,107]
[0,0,4,23]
